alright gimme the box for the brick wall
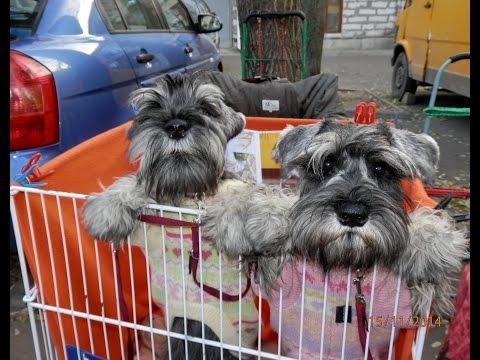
[325,0,404,49]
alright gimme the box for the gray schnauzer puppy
[83,74,246,360]
[206,120,468,318]
[83,74,244,242]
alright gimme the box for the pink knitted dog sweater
[253,260,413,359]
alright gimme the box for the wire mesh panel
[241,12,307,81]
[10,186,430,360]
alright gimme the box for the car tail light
[10,51,59,151]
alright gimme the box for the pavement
[11,48,469,359]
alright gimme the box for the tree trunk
[237,0,327,81]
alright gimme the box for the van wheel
[392,52,417,104]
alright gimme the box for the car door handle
[136,52,154,63]
[184,45,193,54]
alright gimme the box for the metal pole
[301,20,308,79]
[10,193,43,360]
[241,23,247,80]
[423,58,452,134]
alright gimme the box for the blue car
[10,0,223,248]
[10,0,223,179]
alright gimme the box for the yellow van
[391,0,470,104]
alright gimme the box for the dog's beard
[137,128,225,206]
[290,191,410,271]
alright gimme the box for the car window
[98,0,166,31]
[10,0,43,29]
[198,0,211,14]
[155,0,193,31]
[117,0,164,30]
[97,0,127,30]
[181,0,212,24]
[181,0,200,23]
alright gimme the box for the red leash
[138,214,251,301]
[354,269,374,360]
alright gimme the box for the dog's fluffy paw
[82,175,152,246]
[203,181,296,289]
[398,207,469,317]
[252,253,292,292]
[83,194,138,246]
[408,280,458,318]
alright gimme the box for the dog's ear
[222,109,245,140]
[195,82,246,140]
[272,123,322,169]
[389,127,440,185]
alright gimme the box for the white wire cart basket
[10,184,431,360]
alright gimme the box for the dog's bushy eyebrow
[128,86,170,113]
[273,123,323,166]
[194,83,225,117]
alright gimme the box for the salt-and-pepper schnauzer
[205,120,468,321]
[83,75,250,360]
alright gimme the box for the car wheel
[392,51,417,104]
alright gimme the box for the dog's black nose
[165,119,189,139]
[335,201,369,227]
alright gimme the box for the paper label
[262,100,280,112]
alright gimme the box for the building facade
[205,0,405,50]
[324,0,404,49]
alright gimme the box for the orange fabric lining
[12,118,434,359]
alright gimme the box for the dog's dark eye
[371,162,388,177]
[321,155,336,176]
[306,154,337,178]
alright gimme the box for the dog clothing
[129,179,258,356]
[253,178,438,359]
[253,262,413,359]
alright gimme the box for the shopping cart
[11,117,434,360]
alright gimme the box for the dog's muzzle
[165,119,190,140]
[334,201,369,228]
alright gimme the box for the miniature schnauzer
[274,120,468,316]
[205,120,468,320]
[83,74,249,360]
